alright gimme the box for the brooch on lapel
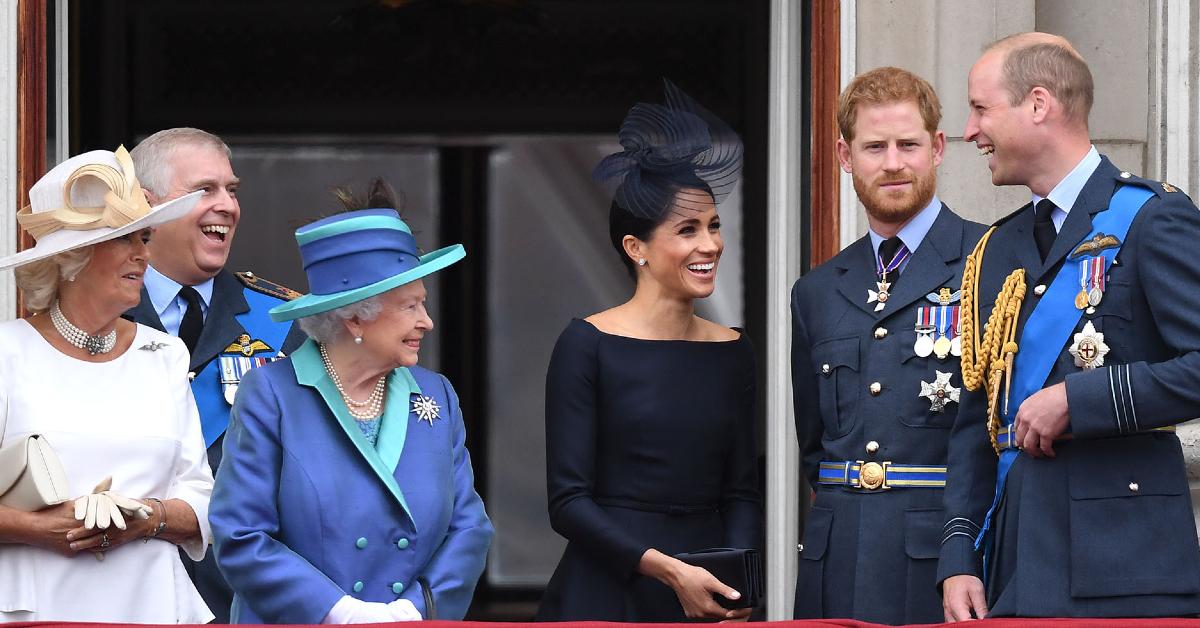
[138,341,170,352]
[411,395,442,425]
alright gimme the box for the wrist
[142,498,167,541]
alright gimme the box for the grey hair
[130,128,232,197]
[14,246,95,313]
[296,295,385,344]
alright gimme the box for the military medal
[867,281,891,312]
[1087,256,1105,307]
[933,306,953,360]
[914,308,935,357]
[950,308,963,357]
[867,242,911,312]
[217,336,283,405]
[1068,320,1110,369]
[920,371,961,413]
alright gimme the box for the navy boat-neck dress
[536,318,762,621]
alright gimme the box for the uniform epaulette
[1113,170,1187,199]
[236,271,303,301]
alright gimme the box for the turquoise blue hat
[268,208,465,322]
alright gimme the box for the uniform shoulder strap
[235,271,302,301]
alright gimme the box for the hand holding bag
[673,547,763,610]
[0,434,70,511]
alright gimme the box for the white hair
[297,295,385,344]
[129,128,232,197]
[14,246,95,313]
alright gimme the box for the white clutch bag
[0,434,70,510]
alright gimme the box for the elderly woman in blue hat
[209,183,493,624]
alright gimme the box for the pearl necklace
[319,343,387,420]
[50,301,116,355]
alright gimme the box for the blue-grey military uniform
[126,268,305,623]
[791,203,986,624]
[938,155,1200,617]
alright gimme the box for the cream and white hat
[0,146,200,270]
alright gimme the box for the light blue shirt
[868,194,942,274]
[144,265,214,337]
[1032,145,1101,233]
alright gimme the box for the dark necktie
[1034,199,1058,262]
[879,236,905,278]
[177,286,204,354]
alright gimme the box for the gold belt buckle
[857,461,888,490]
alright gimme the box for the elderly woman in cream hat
[210,182,493,624]
[0,147,215,623]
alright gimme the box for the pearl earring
[354,336,363,345]
[637,258,647,267]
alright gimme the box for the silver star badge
[1068,320,1110,369]
[411,395,442,425]
[866,281,891,312]
[919,371,961,413]
[138,341,170,352]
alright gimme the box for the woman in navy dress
[537,82,762,622]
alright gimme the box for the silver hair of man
[297,295,385,344]
[14,247,95,313]
[130,127,231,197]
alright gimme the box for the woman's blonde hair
[15,246,95,313]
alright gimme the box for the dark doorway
[73,0,770,619]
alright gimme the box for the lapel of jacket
[125,287,167,332]
[875,204,960,319]
[191,270,250,372]
[1036,157,1119,281]
[834,237,886,316]
[291,339,417,527]
[376,367,419,478]
[1003,202,1044,281]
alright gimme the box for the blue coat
[938,156,1200,617]
[209,339,493,624]
[791,205,985,624]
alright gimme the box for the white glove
[321,596,395,624]
[72,477,153,530]
[387,598,422,621]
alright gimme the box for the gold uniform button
[869,382,882,396]
[1129,482,1140,492]
[821,364,831,375]
[865,440,880,454]
[874,327,888,339]
[1033,284,1047,296]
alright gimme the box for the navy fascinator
[593,80,744,221]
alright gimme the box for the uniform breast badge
[217,334,283,404]
[919,371,960,413]
[867,242,911,312]
[917,288,962,360]
[411,395,442,425]
[1075,256,1106,309]
[1068,320,1110,369]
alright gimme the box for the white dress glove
[321,596,396,624]
[387,598,422,621]
[72,477,153,530]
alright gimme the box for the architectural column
[1,0,18,319]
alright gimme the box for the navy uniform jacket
[125,268,305,623]
[937,156,1200,617]
[791,205,986,624]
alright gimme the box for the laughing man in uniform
[127,128,305,622]
[940,33,1200,620]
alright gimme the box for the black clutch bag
[672,547,763,610]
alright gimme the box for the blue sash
[976,184,1155,556]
